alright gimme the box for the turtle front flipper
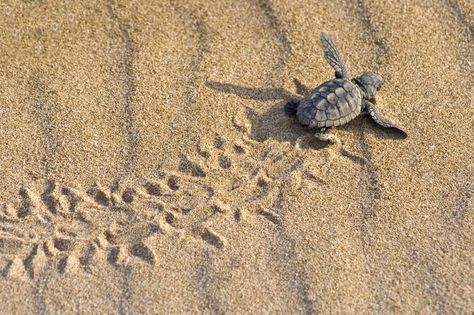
[364,101,407,136]
[320,32,350,79]
[284,100,299,115]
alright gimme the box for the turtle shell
[296,79,363,128]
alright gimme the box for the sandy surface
[0,0,473,314]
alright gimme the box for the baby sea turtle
[285,32,406,143]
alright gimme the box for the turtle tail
[284,101,299,115]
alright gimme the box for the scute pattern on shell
[297,79,362,128]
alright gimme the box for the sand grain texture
[0,0,473,314]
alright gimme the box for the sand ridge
[0,0,473,313]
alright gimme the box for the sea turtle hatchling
[285,32,407,143]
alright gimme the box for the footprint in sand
[0,182,88,278]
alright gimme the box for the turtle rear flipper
[364,101,407,136]
[315,127,340,145]
[284,101,299,115]
[320,32,350,79]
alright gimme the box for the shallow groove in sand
[271,191,317,315]
[117,265,133,315]
[195,249,225,314]
[250,3,317,312]
[344,0,385,252]
[354,0,387,65]
[171,3,209,109]
[169,3,225,310]
[445,0,474,38]
[344,0,389,311]
[31,259,51,315]
[255,0,292,55]
[28,75,59,177]
[253,0,292,76]
[107,1,140,189]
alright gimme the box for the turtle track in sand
[0,130,299,277]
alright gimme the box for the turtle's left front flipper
[320,32,350,79]
[364,100,407,136]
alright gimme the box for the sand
[0,0,473,313]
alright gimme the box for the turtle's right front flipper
[320,32,350,79]
[364,100,407,136]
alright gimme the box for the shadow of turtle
[246,102,328,150]
[206,79,327,150]
[206,80,406,150]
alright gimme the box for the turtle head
[353,71,383,99]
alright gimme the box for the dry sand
[0,0,473,313]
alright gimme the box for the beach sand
[0,0,472,313]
